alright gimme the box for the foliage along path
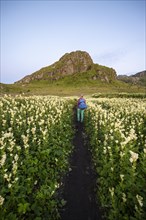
[60,118,103,220]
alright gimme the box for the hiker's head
[80,94,83,98]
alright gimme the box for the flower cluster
[85,97,146,220]
[0,95,74,219]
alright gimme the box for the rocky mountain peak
[15,50,117,84]
[16,50,94,84]
[57,50,93,74]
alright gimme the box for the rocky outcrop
[132,71,146,78]
[92,65,117,83]
[117,71,146,86]
[57,51,93,75]
[15,50,116,84]
[16,51,94,84]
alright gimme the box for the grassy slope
[1,74,146,96]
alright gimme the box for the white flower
[8,183,12,188]
[129,150,139,163]
[14,154,19,161]
[110,129,113,134]
[17,146,21,151]
[135,205,138,211]
[8,128,13,133]
[120,174,124,181]
[0,139,4,150]
[39,119,45,126]
[21,134,29,145]
[55,183,59,189]
[120,151,125,158]
[109,187,114,197]
[4,173,8,179]
[3,132,13,139]
[14,177,19,182]
[0,153,6,167]
[0,195,4,206]
[110,136,114,140]
[122,193,127,202]
[31,127,36,134]
[103,141,107,146]
[2,120,6,125]
[103,147,107,154]
[12,163,18,174]
[24,144,29,149]
[136,194,143,207]
[4,173,12,182]
[34,180,38,185]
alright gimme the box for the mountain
[132,71,146,78]
[117,71,146,86]
[15,50,117,84]
[1,51,145,96]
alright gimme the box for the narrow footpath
[60,119,103,220]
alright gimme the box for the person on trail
[77,95,87,122]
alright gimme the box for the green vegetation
[85,98,146,219]
[92,92,146,99]
[1,50,145,97]
[1,71,146,97]
[0,96,75,219]
[1,95,146,219]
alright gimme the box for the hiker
[77,95,87,122]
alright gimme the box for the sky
[0,0,146,84]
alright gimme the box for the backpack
[78,98,87,109]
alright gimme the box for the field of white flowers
[0,95,146,220]
[0,95,74,220]
[85,98,146,220]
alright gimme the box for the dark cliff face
[15,50,116,84]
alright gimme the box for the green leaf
[18,202,30,214]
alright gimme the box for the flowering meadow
[0,95,74,220]
[85,98,146,220]
[1,95,146,220]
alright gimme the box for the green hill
[1,51,146,96]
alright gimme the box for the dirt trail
[60,120,103,220]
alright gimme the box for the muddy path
[60,118,103,220]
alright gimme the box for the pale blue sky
[1,0,146,84]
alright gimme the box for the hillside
[117,70,146,87]
[1,51,146,96]
[15,50,117,84]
